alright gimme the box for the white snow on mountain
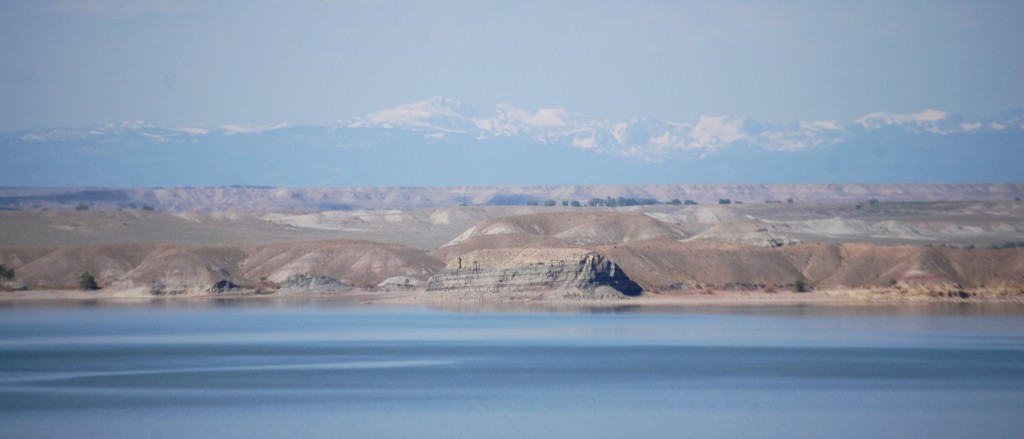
[174,126,212,135]
[348,97,860,157]
[494,106,574,128]
[854,109,966,135]
[11,97,1020,162]
[17,120,154,142]
[17,120,292,142]
[960,122,982,132]
[747,120,847,152]
[345,98,860,159]
[342,100,1016,159]
[799,120,843,131]
[476,104,592,138]
[220,123,291,134]
[687,115,748,150]
[608,118,689,158]
[992,109,1024,130]
[856,109,949,129]
[348,96,478,134]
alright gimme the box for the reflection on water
[1,304,1023,438]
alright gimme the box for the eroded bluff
[426,248,643,300]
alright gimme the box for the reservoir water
[2,302,1023,438]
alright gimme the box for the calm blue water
[2,302,1024,438]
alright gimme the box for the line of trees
[504,197,715,207]
[0,265,102,291]
[586,197,659,207]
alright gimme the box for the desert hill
[683,222,801,248]
[2,196,1023,301]
[0,206,573,251]
[433,211,687,262]
[4,200,1023,251]
[596,241,1024,294]
[1,240,442,294]
[240,240,441,287]
[0,209,353,248]
[425,210,1024,298]
[445,211,687,246]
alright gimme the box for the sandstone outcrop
[426,247,643,300]
[377,276,424,288]
[277,273,351,294]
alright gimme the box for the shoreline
[3,287,1022,308]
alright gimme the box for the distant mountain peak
[8,99,1022,167]
[3,102,1023,187]
[341,99,1024,159]
[857,109,941,125]
[686,115,750,150]
[347,96,477,132]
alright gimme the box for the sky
[0,0,1022,132]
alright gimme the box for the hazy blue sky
[1,0,1021,131]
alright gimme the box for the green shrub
[794,277,809,292]
[0,265,14,281]
[79,272,99,290]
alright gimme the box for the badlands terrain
[1,184,1023,304]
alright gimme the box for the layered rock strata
[426,248,643,300]
[277,273,351,294]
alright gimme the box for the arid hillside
[0,207,564,250]
[428,211,1024,297]
[597,241,1024,293]
[1,240,442,293]
[433,211,687,262]
[4,200,1023,250]
[2,196,1023,301]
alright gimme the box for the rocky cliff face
[426,248,643,300]
[277,273,351,294]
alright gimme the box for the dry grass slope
[435,211,687,260]
[3,198,1023,301]
[1,240,443,293]
[598,241,1024,293]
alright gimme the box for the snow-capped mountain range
[343,97,1023,160]
[3,97,1022,187]
[13,96,1023,162]
[14,119,294,143]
